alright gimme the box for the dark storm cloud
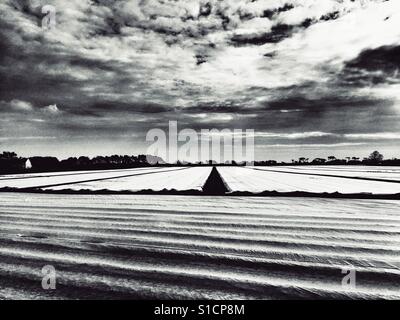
[320,10,340,21]
[264,94,394,113]
[231,23,295,46]
[346,45,400,73]
[199,2,212,18]
[255,93,399,134]
[261,3,295,19]
[230,5,364,47]
[340,45,400,86]
[1,0,400,159]
[89,101,175,114]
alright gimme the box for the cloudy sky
[1,0,400,161]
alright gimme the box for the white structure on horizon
[25,159,32,170]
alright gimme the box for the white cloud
[262,142,368,148]
[0,136,56,140]
[257,131,335,139]
[345,133,400,140]
[6,99,34,111]
[2,0,397,108]
[42,104,60,114]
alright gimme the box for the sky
[1,0,400,162]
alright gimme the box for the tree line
[0,152,164,174]
[0,150,398,174]
[252,151,398,166]
[287,151,389,166]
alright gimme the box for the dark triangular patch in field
[202,167,231,195]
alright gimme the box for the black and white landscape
[0,0,400,300]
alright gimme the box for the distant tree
[312,158,326,164]
[347,156,361,165]
[29,157,60,171]
[138,155,148,163]
[122,155,132,165]
[369,151,384,162]
[0,151,17,159]
[60,157,79,169]
[92,156,106,165]
[327,156,336,161]
[78,156,90,166]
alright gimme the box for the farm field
[219,166,400,194]
[42,167,212,192]
[252,166,400,182]
[0,167,207,191]
[0,193,399,299]
[0,166,399,195]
